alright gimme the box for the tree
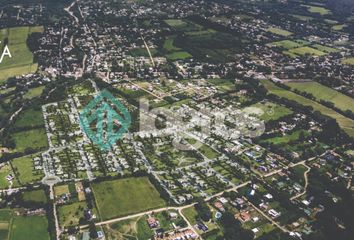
[89,222,98,239]
[195,200,212,222]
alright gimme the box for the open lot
[11,154,44,185]
[285,81,354,112]
[92,177,166,220]
[302,5,331,15]
[261,80,354,137]
[11,128,48,152]
[342,57,354,65]
[266,27,293,36]
[251,101,293,122]
[13,108,44,129]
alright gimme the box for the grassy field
[267,27,293,36]
[13,109,44,128]
[181,206,198,225]
[0,26,43,83]
[285,81,354,112]
[302,5,331,15]
[164,19,187,27]
[24,86,45,99]
[22,189,47,204]
[251,101,293,121]
[332,24,346,31]
[342,57,354,65]
[0,209,12,240]
[261,80,354,137]
[267,40,309,50]
[288,46,326,56]
[262,130,308,145]
[166,51,192,60]
[163,37,181,52]
[58,202,87,227]
[311,44,339,53]
[0,164,12,189]
[11,154,44,185]
[11,128,48,152]
[10,215,49,240]
[92,177,166,220]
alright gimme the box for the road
[290,163,311,200]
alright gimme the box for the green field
[107,216,154,240]
[261,80,354,137]
[164,19,187,27]
[13,109,44,128]
[285,81,354,112]
[24,86,45,99]
[12,155,44,185]
[0,164,12,189]
[92,177,166,220]
[263,130,308,145]
[288,46,326,56]
[332,24,346,31]
[342,57,354,65]
[0,26,43,83]
[181,206,198,225]
[166,51,192,60]
[11,128,48,152]
[22,189,47,204]
[268,40,309,50]
[267,27,293,36]
[302,5,331,15]
[10,215,49,240]
[163,37,181,52]
[252,101,293,121]
[58,202,87,227]
[311,44,339,53]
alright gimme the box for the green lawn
[182,206,198,225]
[58,202,87,227]
[261,80,354,137]
[11,155,44,185]
[92,177,166,220]
[266,27,293,37]
[267,40,309,50]
[13,109,44,128]
[11,128,48,152]
[332,24,346,31]
[164,19,187,27]
[285,81,354,112]
[251,101,293,121]
[311,44,339,53]
[10,215,50,240]
[0,164,12,189]
[263,130,308,145]
[163,37,181,52]
[0,26,43,83]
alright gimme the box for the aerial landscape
[0,0,353,239]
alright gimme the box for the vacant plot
[13,108,44,128]
[0,209,12,240]
[0,164,12,189]
[58,202,87,227]
[267,27,293,37]
[182,206,198,225]
[302,5,331,15]
[288,46,326,56]
[10,215,49,240]
[252,101,293,122]
[332,24,346,31]
[11,154,44,185]
[11,128,48,152]
[263,130,308,145]
[92,177,166,220]
[0,26,43,83]
[261,80,354,137]
[342,57,354,65]
[285,81,354,112]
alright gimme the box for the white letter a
[0,45,12,63]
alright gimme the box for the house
[236,211,251,222]
[214,201,225,212]
[147,217,159,229]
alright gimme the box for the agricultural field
[285,81,354,112]
[11,154,44,185]
[261,80,354,137]
[341,57,354,65]
[266,27,293,37]
[0,26,43,83]
[164,19,188,28]
[166,51,192,61]
[0,209,12,240]
[11,128,48,152]
[311,44,339,53]
[92,177,166,220]
[251,101,293,122]
[267,40,309,50]
[10,215,50,240]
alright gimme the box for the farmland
[10,215,49,240]
[11,128,48,152]
[0,26,43,83]
[92,177,166,220]
[285,81,354,112]
[11,154,44,185]
[266,27,293,36]
[302,5,331,15]
[341,57,354,65]
[261,80,354,137]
